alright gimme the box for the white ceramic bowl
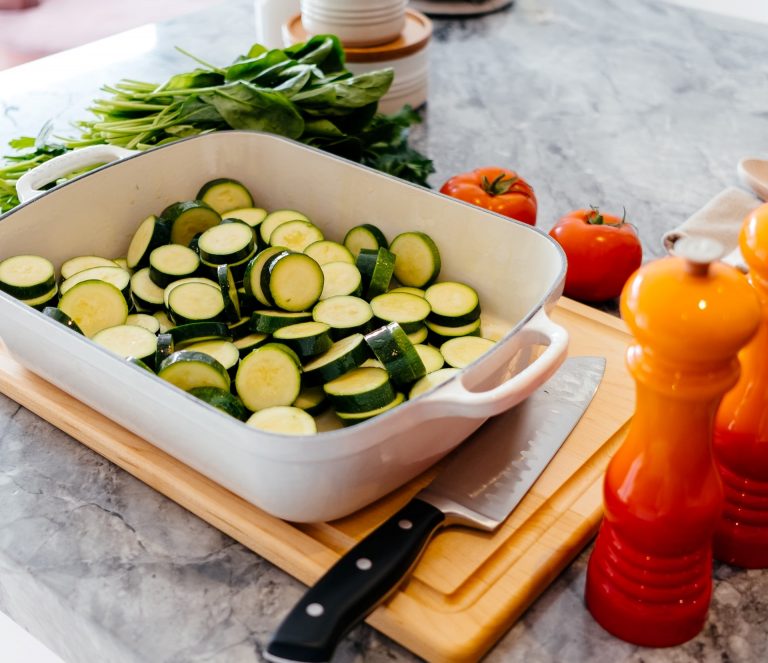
[1,132,568,522]
[301,0,407,45]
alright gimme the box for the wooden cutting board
[0,297,635,663]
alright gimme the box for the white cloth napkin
[661,187,763,272]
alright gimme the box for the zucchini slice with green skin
[441,336,496,368]
[155,332,175,367]
[61,255,119,280]
[364,322,427,388]
[260,209,310,245]
[335,392,405,426]
[343,224,388,256]
[201,244,257,286]
[167,281,225,325]
[406,324,428,345]
[168,321,231,347]
[161,200,222,246]
[235,343,302,412]
[184,339,241,379]
[324,366,395,413]
[158,350,231,392]
[149,244,200,288]
[293,385,329,417]
[424,281,481,326]
[250,309,313,334]
[216,265,242,323]
[126,214,170,270]
[356,247,395,299]
[23,286,59,310]
[58,280,129,338]
[153,310,174,333]
[42,306,84,335]
[261,252,324,312]
[163,277,218,309]
[414,343,445,373]
[126,356,154,373]
[198,222,256,265]
[408,367,461,399]
[227,316,252,340]
[243,246,288,306]
[189,386,249,421]
[312,295,374,339]
[389,231,441,288]
[370,291,431,333]
[269,220,324,252]
[304,240,354,266]
[0,254,56,300]
[272,321,333,359]
[319,261,362,300]
[301,333,369,385]
[425,317,482,344]
[233,332,270,357]
[126,312,161,334]
[131,267,166,311]
[223,207,268,229]
[246,406,317,435]
[196,178,254,215]
[92,324,158,367]
[389,286,426,298]
[61,265,131,302]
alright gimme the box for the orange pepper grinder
[585,237,761,647]
[713,204,768,567]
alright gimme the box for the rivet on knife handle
[266,499,446,663]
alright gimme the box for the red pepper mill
[713,204,768,567]
[585,236,761,647]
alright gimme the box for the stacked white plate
[300,0,408,46]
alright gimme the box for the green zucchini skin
[0,254,56,300]
[364,322,427,388]
[189,385,249,421]
[196,178,254,215]
[161,200,222,246]
[42,306,85,335]
[158,350,231,392]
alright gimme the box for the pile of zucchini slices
[0,178,498,435]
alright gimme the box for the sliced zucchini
[61,255,119,280]
[197,178,254,214]
[126,356,154,373]
[235,343,302,412]
[197,222,256,265]
[360,357,385,369]
[131,267,166,311]
[148,244,200,288]
[293,385,329,417]
[272,321,333,359]
[227,315,252,340]
[312,295,374,339]
[414,344,444,373]
[126,214,170,270]
[364,322,427,387]
[126,312,161,334]
[233,332,270,357]
[168,320,231,347]
[269,219,324,252]
[260,209,310,246]
[22,285,59,310]
[158,350,231,392]
[243,246,287,306]
[304,240,354,266]
[324,366,395,413]
[250,309,314,334]
[425,281,481,326]
[261,252,323,312]
[92,324,158,367]
[441,336,496,368]
[425,317,482,344]
[61,265,131,302]
[161,200,222,246]
[114,258,129,271]
[58,280,129,337]
[406,324,429,345]
[389,286,425,298]
[356,247,395,298]
[153,310,174,333]
[389,231,441,288]
[408,368,461,399]
[246,406,317,435]
[343,224,388,256]
[42,306,84,335]
[302,333,369,385]
[216,265,242,323]
[167,281,225,325]
[200,245,257,286]
[335,392,405,426]
[370,291,431,333]
[0,254,56,300]
[189,386,249,421]
[155,332,175,367]
[164,276,221,309]
[223,207,268,229]
[319,261,362,300]
[184,339,240,379]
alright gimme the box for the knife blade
[265,355,606,663]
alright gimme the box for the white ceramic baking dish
[0,131,568,522]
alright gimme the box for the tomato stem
[588,205,627,227]
[481,173,519,196]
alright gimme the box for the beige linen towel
[661,187,762,272]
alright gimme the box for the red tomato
[439,167,537,225]
[549,207,643,302]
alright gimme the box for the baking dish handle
[418,309,569,418]
[16,144,138,203]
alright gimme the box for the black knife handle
[266,498,446,663]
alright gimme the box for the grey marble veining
[1,1,768,661]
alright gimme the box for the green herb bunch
[0,36,434,214]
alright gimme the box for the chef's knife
[265,355,605,663]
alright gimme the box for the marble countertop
[1,1,768,661]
